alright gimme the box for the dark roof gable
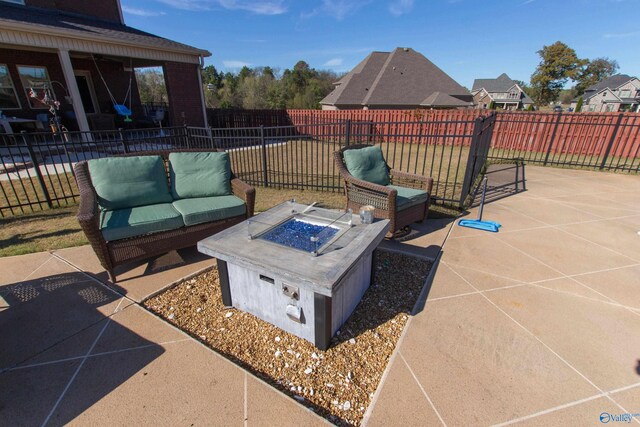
[472,73,517,92]
[321,47,471,108]
[585,74,636,92]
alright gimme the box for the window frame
[0,63,22,110]
[619,89,631,98]
[17,65,56,110]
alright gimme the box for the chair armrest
[73,161,105,247]
[342,173,398,212]
[390,169,433,194]
[230,178,256,217]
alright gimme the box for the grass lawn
[0,186,459,257]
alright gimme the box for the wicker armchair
[74,149,255,282]
[334,144,433,237]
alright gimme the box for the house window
[619,89,630,98]
[606,104,616,112]
[17,66,54,109]
[588,105,596,112]
[0,64,21,110]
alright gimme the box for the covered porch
[0,5,210,133]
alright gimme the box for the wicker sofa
[74,149,255,282]
[334,144,433,237]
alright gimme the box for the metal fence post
[206,126,214,149]
[345,119,351,146]
[21,131,52,209]
[260,125,269,187]
[543,112,562,166]
[599,113,625,170]
[183,125,190,148]
[118,128,128,154]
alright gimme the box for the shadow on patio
[0,271,164,425]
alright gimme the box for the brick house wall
[163,61,205,127]
[26,0,122,23]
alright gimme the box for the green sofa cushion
[388,185,429,210]
[169,152,231,199]
[343,145,390,186]
[100,203,184,241]
[172,196,246,226]
[88,156,172,210]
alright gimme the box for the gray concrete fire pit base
[198,202,389,350]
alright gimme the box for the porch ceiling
[0,3,211,64]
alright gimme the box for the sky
[121,0,640,89]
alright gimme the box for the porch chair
[334,144,433,237]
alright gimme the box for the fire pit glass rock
[247,202,352,255]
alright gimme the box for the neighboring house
[0,0,211,132]
[320,47,473,110]
[570,74,640,113]
[471,73,534,110]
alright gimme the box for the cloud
[156,0,286,14]
[388,0,413,16]
[323,58,343,67]
[156,0,212,11]
[603,30,640,38]
[218,0,286,15]
[122,5,167,16]
[302,0,370,21]
[521,0,535,4]
[222,60,252,68]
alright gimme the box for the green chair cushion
[172,196,246,226]
[100,203,184,241]
[342,145,390,186]
[388,185,429,210]
[88,156,172,210]
[169,152,231,199]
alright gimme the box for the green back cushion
[343,145,390,186]
[88,156,172,210]
[169,152,231,199]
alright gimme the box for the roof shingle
[321,47,471,108]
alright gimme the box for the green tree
[135,68,168,103]
[530,41,587,105]
[575,97,584,112]
[575,57,619,95]
[202,65,222,89]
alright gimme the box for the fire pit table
[198,200,390,350]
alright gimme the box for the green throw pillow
[169,152,231,199]
[343,145,390,186]
[88,156,172,210]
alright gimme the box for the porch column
[57,49,91,133]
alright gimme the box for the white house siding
[586,90,622,112]
[615,79,640,98]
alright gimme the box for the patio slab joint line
[8,338,191,372]
[444,262,636,420]
[399,352,447,427]
[493,381,640,427]
[488,234,640,320]
[41,297,127,427]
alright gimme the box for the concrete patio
[1,165,639,426]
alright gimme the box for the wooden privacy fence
[208,109,640,172]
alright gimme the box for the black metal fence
[0,115,495,216]
[489,112,640,172]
